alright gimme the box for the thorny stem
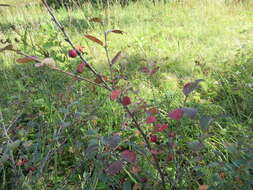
[124,106,167,190]
[41,0,112,91]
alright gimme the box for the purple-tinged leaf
[200,116,214,131]
[105,160,124,175]
[111,51,122,65]
[181,108,198,119]
[121,150,136,163]
[183,79,204,96]
[103,134,121,148]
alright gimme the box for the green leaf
[7,140,21,151]
[123,181,132,190]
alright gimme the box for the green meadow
[0,0,252,189]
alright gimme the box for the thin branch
[41,0,112,91]
[104,31,114,87]
[9,49,105,88]
[124,106,167,190]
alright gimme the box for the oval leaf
[121,150,136,163]
[111,51,122,65]
[111,89,121,100]
[111,29,124,34]
[16,56,37,63]
[181,107,198,119]
[168,109,184,120]
[89,17,103,23]
[84,34,104,46]
[146,116,156,124]
[105,160,123,175]
[183,79,204,96]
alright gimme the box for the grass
[0,0,253,189]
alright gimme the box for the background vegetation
[0,0,252,189]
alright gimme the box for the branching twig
[124,106,167,190]
[41,0,112,91]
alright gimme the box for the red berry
[150,135,158,143]
[68,49,78,58]
[76,63,86,73]
[121,96,131,106]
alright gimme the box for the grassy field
[0,0,253,189]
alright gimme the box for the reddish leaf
[16,159,28,166]
[89,17,103,23]
[149,135,158,143]
[168,109,184,120]
[131,166,141,174]
[84,34,104,46]
[111,90,121,100]
[168,132,176,138]
[111,29,124,34]
[76,63,86,73]
[198,185,209,190]
[147,107,159,115]
[183,79,204,96]
[154,124,168,132]
[167,153,174,161]
[121,96,131,106]
[27,167,37,172]
[150,149,159,155]
[121,150,136,163]
[111,51,122,65]
[140,66,150,73]
[105,160,124,175]
[146,116,156,124]
[16,56,37,63]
